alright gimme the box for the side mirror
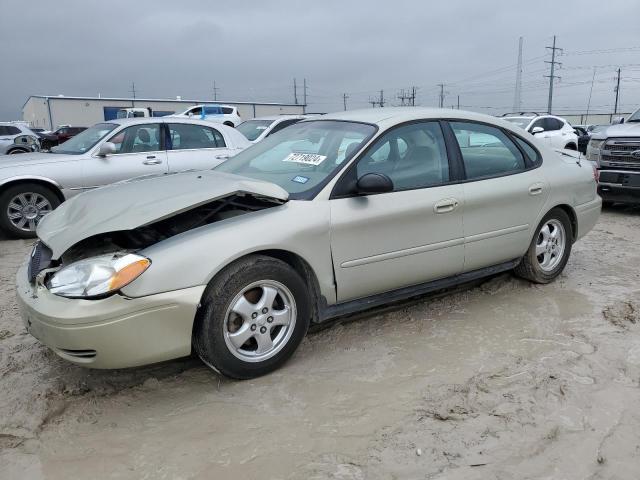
[612,116,625,125]
[97,142,116,157]
[356,173,393,195]
[531,126,544,134]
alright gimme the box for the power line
[544,35,563,114]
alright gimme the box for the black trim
[317,258,521,322]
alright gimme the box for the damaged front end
[28,171,289,292]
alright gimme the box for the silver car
[17,108,601,379]
[0,122,40,155]
[0,117,250,237]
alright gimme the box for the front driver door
[330,121,465,302]
[82,123,167,189]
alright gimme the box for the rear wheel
[7,148,29,154]
[0,183,60,238]
[193,255,311,379]
[514,208,572,283]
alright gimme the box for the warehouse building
[22,95,306,130]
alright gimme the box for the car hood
[592,122,640,140]
[37,170,289,258]
[0,152,71,169]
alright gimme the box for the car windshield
[627,108,640,122]
[215,120,376,198]
[50,123,117,154]
[503,117,533,129]
[236,120,275,141]
[590,125,608,134]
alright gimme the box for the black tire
[193,255,311,379]
[0,183,61,239]
[514,208,573,284]
[7,148,29,154]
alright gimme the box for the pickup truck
[587,107,640,205]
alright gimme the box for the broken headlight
[47,253,150,298]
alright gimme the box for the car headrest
[137,128,150,143]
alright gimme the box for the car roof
[101,117,231,127]
[246,115,308,122]
[317,107,529,131]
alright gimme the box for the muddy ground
[1,207,640,479]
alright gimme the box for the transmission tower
[544,35,563,114]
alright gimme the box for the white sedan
[236,115,308,143]
[0,117,251,237]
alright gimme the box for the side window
[268,119,300,136]
[188,107,202,116]
[108,124,161,154]
[450,122,525,180]
[2,126,21,135]
[544,118,563,131]
[204,106,223,116]
[222,107,234,114]
[0,126,8,135]
[356,121,449,191]
[530,119,545,131]
[513,136,541,165]
[168,123,225,150]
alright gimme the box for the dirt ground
[1,207,640,479]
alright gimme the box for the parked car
[17,108,601,379]
[587,107,640,205]
[501,112,578,151]
[236,115,308,143]
[172,104,242,127]
[576,125,608,155]
[0,117,251,237]
[0,123,40,155]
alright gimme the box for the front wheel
[514,208,572,283]
[193,255,311,379]
[0,183,60,238]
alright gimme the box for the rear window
[0,126,21,135]
[236,120,274,141]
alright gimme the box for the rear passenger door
[166,123,233,172]
[448,121,548,272]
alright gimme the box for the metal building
[22,95,306,130]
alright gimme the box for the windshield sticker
[283,152,327,166]
[292,175,309,184]
[256,126,268,130]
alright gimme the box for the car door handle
[143,156,162,165]
[528,184,544,196]
[215,154,229,160]
[434,198,459,214]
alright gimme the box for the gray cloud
[1,0,639,121]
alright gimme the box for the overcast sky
[1,0,640,121]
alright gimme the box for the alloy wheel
[7,192,53,232]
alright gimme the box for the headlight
[47,253,150,298]
[589,139,604,149]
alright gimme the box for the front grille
[602,138,640,166]
[27,241,53,283]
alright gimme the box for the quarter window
[450,122,525,179]
[168,123,225,150]
[357,121,449,191]
[513,136,541,165]
[108,124,161,154]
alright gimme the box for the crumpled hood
[592,122,640,140]
[37,170,289,258]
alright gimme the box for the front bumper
[16,262,205,369]
[598,170,640,205]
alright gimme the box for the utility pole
[378,90,385,108]
[613,67,621,115]
[410,86,417,106]
[437,83,445,108]
[457,95,460,109]
[585,67,597,124]
[513,36,523,112]
[213,81,219,101]
[130,81,136,107]
[293,78,298,105]
[342,93,349,111]
[544,35,562,114]
[398,89,408,106]
[303,78,308,113]
[368,97,378,108]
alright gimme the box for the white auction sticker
[283,152,327,166]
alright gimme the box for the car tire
[7,148,29,154]
[514,208,573,284]
[0,183,60,239]
[193,255,311,379]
